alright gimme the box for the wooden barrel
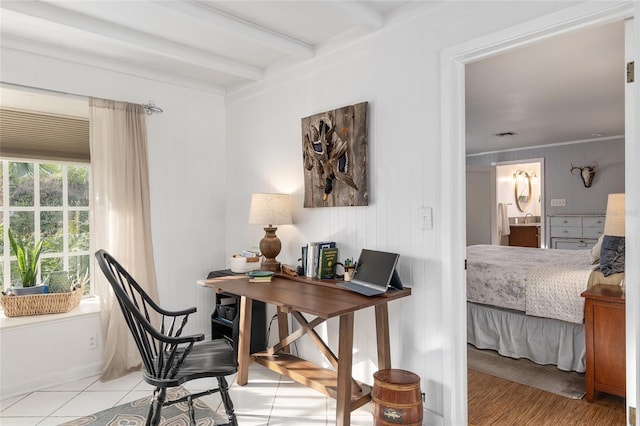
[372,369,423,425]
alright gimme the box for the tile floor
[0,364,375,425]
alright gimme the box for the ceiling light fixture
[513,170,537,181]
[494,131,520,137]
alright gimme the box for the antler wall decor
[570,161,598,188]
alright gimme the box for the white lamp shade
[603,193,625,236]
[248,193,292,226]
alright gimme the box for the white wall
[0,47,227,395]
[0,305,102,398]
[468,138,625,215]
[223,2,579,423]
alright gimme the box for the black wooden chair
[95,249,238,426]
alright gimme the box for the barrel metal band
[372,396,421,409]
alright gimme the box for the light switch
[420,207,433,230]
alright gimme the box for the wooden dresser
[581,284,626,402]
[548,214,605,249]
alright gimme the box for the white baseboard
[1,361,102,399]
[423,407,445,426]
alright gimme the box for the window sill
[0,297,100,331]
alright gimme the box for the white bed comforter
[466,245,596,323]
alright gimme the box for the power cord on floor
[265,313,298,357]
[266,314,278,346]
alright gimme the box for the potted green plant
[8,229,46,295]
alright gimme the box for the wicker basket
[0,286,83,317]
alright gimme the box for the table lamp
[248,193,292,272]
[604,193,625,237]
[601,193,625,281]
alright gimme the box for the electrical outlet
[88,334,98,350]
[551,198,566,207]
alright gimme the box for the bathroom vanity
[508,223,541,248]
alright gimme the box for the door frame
[440,2,638,424]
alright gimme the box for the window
[1,159,92,294]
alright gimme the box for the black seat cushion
[144,339,238,387]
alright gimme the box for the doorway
[441,3,638,425]
[497,160,543,245]
[466,160,544,248]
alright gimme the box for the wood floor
[468,368,626,425]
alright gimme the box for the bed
[466,244,624,373]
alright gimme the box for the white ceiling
[0,2,626,155]
[0,0,420,92]
[465,20,625,155]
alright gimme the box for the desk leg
[375,303,391,370]
[237,296,253,386]
[277,306,290,353]
[336,312,354,426]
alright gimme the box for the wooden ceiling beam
[330,2,384,30]
[1,1,263,81]
[156,1,315,59]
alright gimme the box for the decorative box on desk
[581,284,625,402]
[207,270,267,354]
[229,255,261,273]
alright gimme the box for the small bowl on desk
[230,255,262,273]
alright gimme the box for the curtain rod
[1,82,87,102]
[2,83,164,116]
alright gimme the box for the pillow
[589,234,604,264]
[600,235,625,276]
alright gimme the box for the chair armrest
[178,332,205,343]
[155,305,197,318]
[153,331,206,345]
[139,291,197,318]
[139,301,198,340]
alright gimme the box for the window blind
[0,108,90,162]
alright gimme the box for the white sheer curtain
[89,98,159,381]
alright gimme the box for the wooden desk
[198,274,411,426]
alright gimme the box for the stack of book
[247,271,274,283]
[302,241,338,279]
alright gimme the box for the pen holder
[343,266,355,282]
[335,262,356,281]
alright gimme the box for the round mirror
[514,172,532,212]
